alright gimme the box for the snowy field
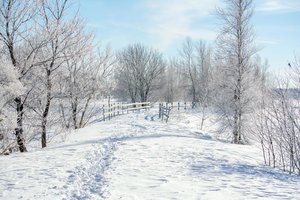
[1,109,300,200]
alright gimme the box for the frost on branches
[0,60,24,154]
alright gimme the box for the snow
[1,109,300,199]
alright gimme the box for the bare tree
[116,43,165,102]
[194,41,213,129]
[215,0,257,144]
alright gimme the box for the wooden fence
[158,102,195,122]
[158,103,172,122]
[159,102,195,111]
[102,102,151,121]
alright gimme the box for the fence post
[117,103,120,116]
[103,106,105,121]
[122,103,124,115]
[108,98,111,120]
[178,102,180,111]
[161,104,164,121]
[108,105,111,120]
[139,102,141,112]
[111,104,113,119]
[159,103,161,118]
[184,102,186,111]
[166,108,169,123]
[113,103,116,117]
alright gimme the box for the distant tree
[163,58,180,103]
[194,41,213,129]
[178,38,197,105]
[215,0,257,144]
[116,43,165,102]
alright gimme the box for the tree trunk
[41,69,52,148]
[79,95,92,128]
[14,97,27,152]
[41,119,47,148]
[72,97,78,129]
[200,107,206,130]
[233,87,240,144]
[233,109,239,144]
[8,39,27,152]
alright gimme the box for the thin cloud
[258,0,300,12]
[143,0,219,51]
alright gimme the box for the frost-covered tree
[33,0,92,148]
[194,41,214,129]
[177,38,213,109]
[0,59,24,154]
[58,45,114,129]
[178,38,197,104]
[162,58,181,103]
[214,0,257,144]
[115,43,165,102]
[0,0,38,152]
[0,61,23,112]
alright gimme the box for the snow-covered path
[1,111,300,200]
[104,116,300,200]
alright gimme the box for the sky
[71,0,300,72]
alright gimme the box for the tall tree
[215,0,257,144]
[0,0,38,152]
[35,0,93,148]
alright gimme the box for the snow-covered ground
[1,109,300,200]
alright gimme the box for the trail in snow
[0,113,147,200]
[1,110,300,200]
[103,115,300,200]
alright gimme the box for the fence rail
[103,102,150,121]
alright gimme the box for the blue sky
[72,0,300,71]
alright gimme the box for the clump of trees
[0,0,113,154]
[114,43,165,102]
[162,38,214,129]
[252,56,300,174]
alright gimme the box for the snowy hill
[1,110,300,200]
